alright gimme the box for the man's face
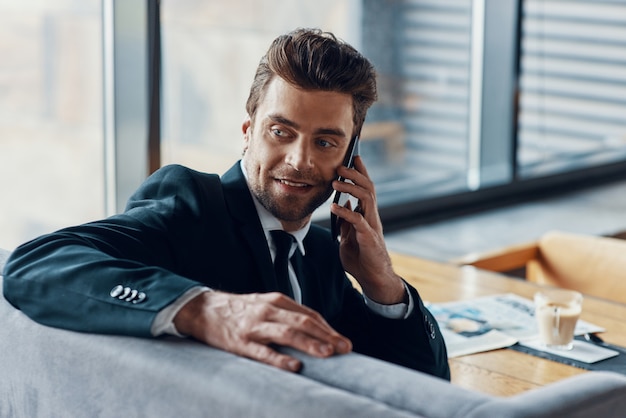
[242,77,354,231]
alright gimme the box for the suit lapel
[220,162,278,293]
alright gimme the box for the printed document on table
[427,293,604,358]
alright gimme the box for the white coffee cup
[534,289,583,350]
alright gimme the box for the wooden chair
[454,230,626,304]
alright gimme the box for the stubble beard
[251,175,334,223]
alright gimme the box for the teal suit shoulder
[3,164,242,336]
[3,162,450,379]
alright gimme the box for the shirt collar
[240,160,309,255]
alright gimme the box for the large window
[4,0,626,250]
[157,0,626,226]
[0,1,104,250]
[159,0,478,222]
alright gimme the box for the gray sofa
[3,248,626,417]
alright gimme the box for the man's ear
[241,117,252,153]
[242,117,251,136]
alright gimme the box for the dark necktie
[270,230,295,298]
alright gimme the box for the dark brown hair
[245,28,377,138]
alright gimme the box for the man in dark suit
[3,28,449,380]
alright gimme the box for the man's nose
[286,140,313,171]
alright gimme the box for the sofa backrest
[3,247,626,417]
[0,271,421,418]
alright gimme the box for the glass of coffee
[534,289,583,350]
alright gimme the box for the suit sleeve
[336,280,450,380]
[303,226,449,380]
[2,165,212,337]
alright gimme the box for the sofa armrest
[286,347,626,418]
[283,347,487,418]
[469,371,626,418]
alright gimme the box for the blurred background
[2,0,626,254]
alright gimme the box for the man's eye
[272,129,285,137]
[318,139,333,148]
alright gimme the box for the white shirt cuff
[363,281,414,320]
[151,286,211,337]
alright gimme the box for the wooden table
[390,251,626,397]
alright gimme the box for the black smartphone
[331,136,359,240]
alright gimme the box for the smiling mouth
[279,179,310,188]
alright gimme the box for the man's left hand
[330,156,406,305]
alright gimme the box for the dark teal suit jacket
[3,162,449,379]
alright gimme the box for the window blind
[518,0,626,177]
[396,0,473,194]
